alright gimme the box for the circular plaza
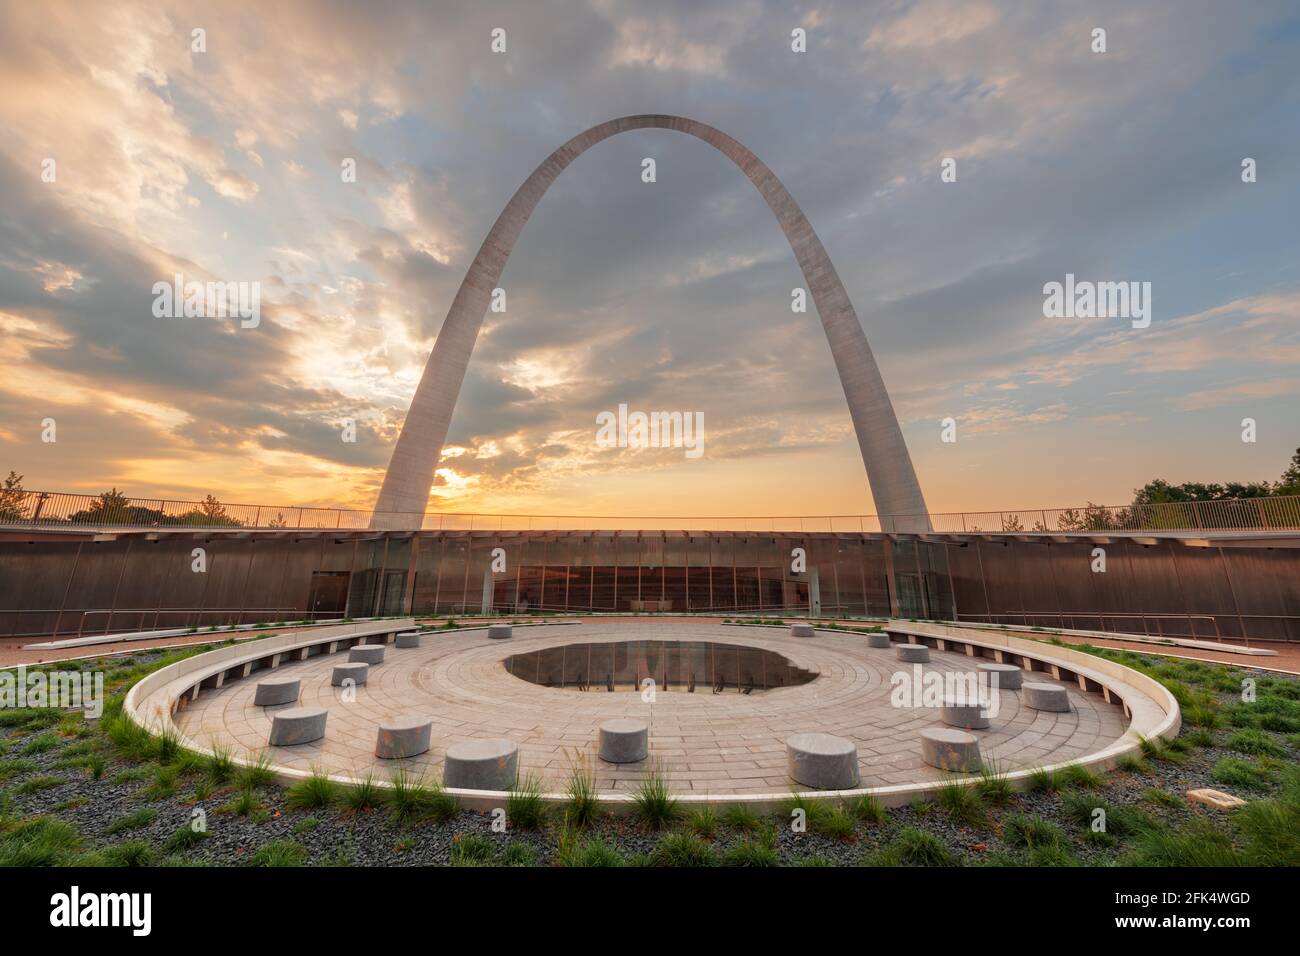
[140,618,1170,804]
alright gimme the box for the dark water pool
[503,640,818,693]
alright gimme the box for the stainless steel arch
[373,115,930,531]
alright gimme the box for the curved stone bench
[977,662,1023,690]
[790,623,815,638]
[920,727,981,772]
[1023,681,1071,712]
[940,695,990,730]
[252,676,300,706]
[867,632,891,648]
[598,718,649,763]
[376,715,433,759]
[331,661,369,687]
[348,644,386,665]
[268,706,327,746]
[394,630,423,649]
[487,624,513,640]
[786,732,860,790]
[896,644,931,663]
[443,738,519,790]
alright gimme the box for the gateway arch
[373,114,931,532]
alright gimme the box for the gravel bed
[2,650,1297,866]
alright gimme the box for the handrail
[3,488,1300,533]
[957,610,1225,643]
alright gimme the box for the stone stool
[920,727,981,773]
[376,715,433,759]
[896,644,931,663]
[940,694,991,730]
[268,706,327,746]
[598,718,649,763]
[867,632,891,648]
[977,662,1023,690]
[394,630,423,649]
[488,624,513,640]
[790,623,816,638]
[443,738,519,790]
[331,661,368,687]
[786,733,860,790]
[348,643,386,665]
[1023,682,1071,712]
[253,676,300,706]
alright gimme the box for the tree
[1278,448,1300,496]
[0,471,29,523]
[177,494,242,527]
[68,489,166,526]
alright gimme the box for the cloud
[0,0,1297,517]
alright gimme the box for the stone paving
[174,620,1130,794]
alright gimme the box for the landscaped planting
[2,643,1297,867]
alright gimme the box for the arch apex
[373,115,930,532]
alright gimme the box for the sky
[1,0,1298,519]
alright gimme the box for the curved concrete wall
[374,114,930,532]
[126,619,1178,811]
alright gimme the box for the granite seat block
[920,727,981,773]
[269,706,327,746]
[896,644,930,664]
[977,662,1023,691]
[443,738,518,790]
[331,661,369,687]
[786,732,860,790]
[253,676,300,706]
[1023,681,1071,713]
[599,718,649,763]
[376,715,433,759]
[348,644,386,665]
[394,630,423,649]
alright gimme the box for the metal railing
[1,607,340,641]
[2,488,1299,533]
[956,610,1225,643]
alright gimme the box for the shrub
[341,773,383,813]
[97,840,157,868]
[687,805,718,839]
[1058,764,1103,790]
[450,834,497,866]
[975,765,1014,806]
[388,768,458,825]
[0,817,82,866]
[245,840,307,867]
[1026,768,1060,793]
[162,825,210,853]
[937,780,987,827]
[1211,757,1275,792]
[1003,813,1066,850]
[1226,729,1286,758]
[632,765,682,830]
[1125,819,1241,867]
[562,759,599,828]
[720,803,763,832]
[871,827,956,867]
[105,807,157,836]
[651,832,718,867]
[506,772,547,830]
[237,751,276,789]
[286,769,338,810]
[722,829,779,867]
